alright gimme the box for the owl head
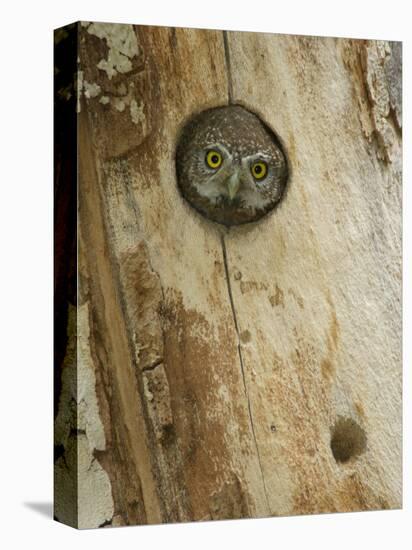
[176,105,288,226]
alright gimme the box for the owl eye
[206,150,223,170]
[251,161,268,180]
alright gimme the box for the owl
[176,105,288,226]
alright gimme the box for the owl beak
[227,172,241,201]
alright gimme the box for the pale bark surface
[54,22,402,528]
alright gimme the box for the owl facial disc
[176,105,288,226]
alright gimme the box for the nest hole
[330,416,366,463]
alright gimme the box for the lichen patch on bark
[85,22,140,79]
[77,302,114,527]
[77,302,107,452]
[54,302,115,528]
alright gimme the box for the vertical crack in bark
[220,233,270,511]
[223,31,234,104]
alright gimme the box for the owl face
[176,105,288,226]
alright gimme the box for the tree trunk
[54,22,402,528]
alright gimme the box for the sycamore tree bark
[54,22,402,528]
